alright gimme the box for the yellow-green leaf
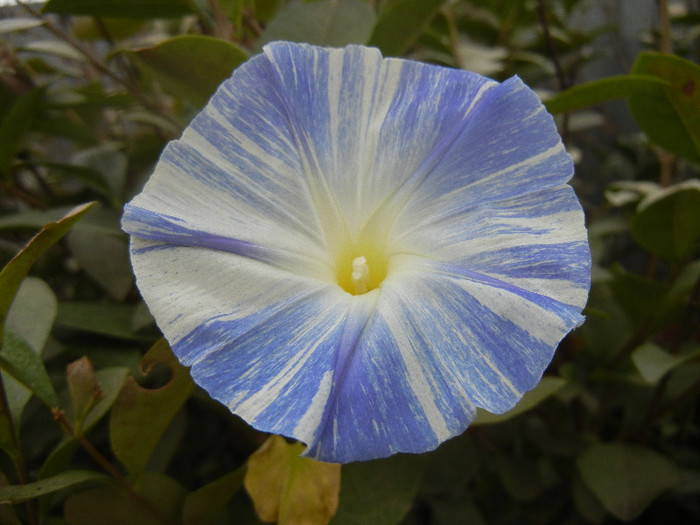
[244,436,341,525]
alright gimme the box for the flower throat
[335,240,388,295]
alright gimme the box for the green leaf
[71,143,128,200]
[0,473,21,525]
[4,277,57,355]
[0,408,16,461]
[0,470,108,504]
[20,40,85,62]
[577,443,684,520]
[258,0,376,48]
[66,356,102,436]
[244,435,341,525]
[0,202,96,345]
[123,35,247,108]
[608,265,667,325]
[628,52,700,162]
[495,454,542,501]
[43,0,192,19]
[0,330,59,408]
[332,453,425,525]
[579,280,634,361]
[632,343,700,384]
[110,339,194,477]
[254,0,283,22]
[2,278,57,429]
[632,343,680,385]
[0,87,45,178]
[182,466,245,525]
[367,0,448,57]
[55,302,152,341]
[544,75,670,114]
[572,471,606,523]
[64,472,186,525]
[630,179,700,261]
[0,18,44,35]
[67,229,133,301]
[39,438,82,479]
[71,17,147,41]
[82,367,130,432]
[472,376,566,425]
[0,204,120,236]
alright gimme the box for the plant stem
[442,6,463,69]
[16,1,180,131]
[536,0,568,91]
[656,0,675,186]
[53,410,175,525]
[0,374,37,525]
[658,0,673,54]
[536,0,570,143]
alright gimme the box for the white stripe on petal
[391,185,590,308]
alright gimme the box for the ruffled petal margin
[123,42,591,463]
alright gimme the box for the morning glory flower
[122,42,590,463]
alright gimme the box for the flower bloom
[122,42,590,463]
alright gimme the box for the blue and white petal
[261,42,498,234]
[304,263,583,462]
[129,237,349,447]
[123,41,591,464]
[392,185,591,308]
[123,51,331,280]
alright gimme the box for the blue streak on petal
[125,204,324,276]
[421,259,586,322]
[396,77,575,228]
[175,288,350,444]
[391,184,591,307]
[459,242,591,285]
[304,261,583,462]
[305,308,455,463]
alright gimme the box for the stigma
[351,256,371,295]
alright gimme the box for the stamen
[351,256,370,295]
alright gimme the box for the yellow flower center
[335,240,388,295]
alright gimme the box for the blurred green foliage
[0,0,698,524]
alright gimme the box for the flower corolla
[122,42,591,463]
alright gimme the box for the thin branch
[442,6,463,69]
[536,0,571,144]
[0,374,37,525]
[656,0,675,186]
[53,410,176,525]
[16,1,180,131]
[657,0,673,54]
[536,0,568,91]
